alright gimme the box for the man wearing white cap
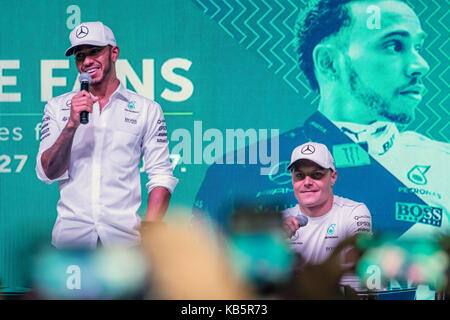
[36,22,178,249]
[283,142,372,265]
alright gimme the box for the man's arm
[39,91,97,180]
[283,216,301,238]
[145,186,171,221]
[343,204,373,264]
[141,101,178,221]
[41,124,77,180]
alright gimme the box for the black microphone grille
[79,72,92,83]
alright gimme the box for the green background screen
[0,0,448,291]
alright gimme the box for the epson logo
[395,202,442,227]
[357,221,370,227]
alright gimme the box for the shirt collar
[333,120,399,155]
[110,80,131,102]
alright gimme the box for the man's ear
[291,171,295,187]
[330,169,337,187]
[312,44,341,82]
[110,46,120,62]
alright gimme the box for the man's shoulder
[332,196,371,226]
[48,91,78,105]
[399,131,450,154]
[282,204,298,216]
[333,195,367,211]
[122,89,161,109]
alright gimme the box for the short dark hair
[296,0,407,91]
[295,0,356,91]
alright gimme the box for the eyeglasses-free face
[290,162,337,215]
[74,46,108,62]
[74,45,119,86]
[291,168,331,182]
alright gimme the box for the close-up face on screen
[0,0,448,305]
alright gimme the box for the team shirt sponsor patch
[157,119,168,143]
[325,223,338,239]
[124,117,137,125]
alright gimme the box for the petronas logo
[128,100,136,109]
[327,224,336,235]
[407,165,430,185]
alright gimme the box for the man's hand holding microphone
[68,73,99,128]
[283,214,308,238]
[41,73,98,179]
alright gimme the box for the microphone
[295,214,308,227]
[79,72,92,124]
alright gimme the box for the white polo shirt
[335,121,449,241]
[283,195,372,265]
[335,121,450,300]
[36,82,178,249]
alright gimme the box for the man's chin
[298,197,320,207]
[90,78,104,87]
[382,111,414,125]
[380,104,415,124]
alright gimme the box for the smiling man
[192,0,448,299]
[194,0,448,240]
[295,0,448,242]
[306,1,429,125]
[283,142,372,265]
[36,22,178,249]
[289,0,449,300]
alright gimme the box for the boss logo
[124,117,137,125]
[395,202,442,227]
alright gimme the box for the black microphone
[295,214,308,227]
[79,72,92,124]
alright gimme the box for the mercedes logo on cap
[76,26,89,39]
[301,144,315,155]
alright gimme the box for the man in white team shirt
[36,22,178,249]
[294,0,449,242]
[293,0,448,299]
[283,142,372,266]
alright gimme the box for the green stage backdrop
[0,0,448,291]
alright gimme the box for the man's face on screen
[339,1,429,124]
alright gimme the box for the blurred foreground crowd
[1,208,449,300]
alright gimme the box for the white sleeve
[142,101,178,194]
[35,100,69,184]
[282,206,299,218]
[346,204,373,236]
